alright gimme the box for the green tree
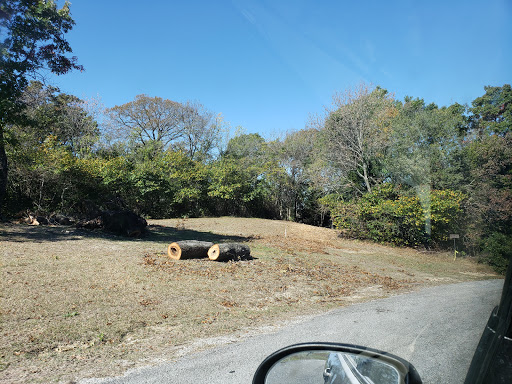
[386,99,466,237]
[207,156,271,217]
[463,85,512,268]
[96,149,208,218]
[0,0,82,212]
[14,81,98,154]
[465,133,512,259]
[224,132,266,159]
[387,99,466,189]
[470,84,511,136]
[213,134,276,217]
[7,136,105,214]
[274,129,319,222]
[6,83,100,214]
[464,85,512,267]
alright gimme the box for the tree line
[1,1,510,272]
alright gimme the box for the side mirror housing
[253,343,422,384]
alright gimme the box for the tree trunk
[362,161,372,193]
[208,243,251,261]
[0,126,8,216]
[167,240,214,260]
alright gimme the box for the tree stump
[167,240,214,260]
[208,243,251,261]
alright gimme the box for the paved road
[81,279,503,384]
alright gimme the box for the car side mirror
[252,343,422,384]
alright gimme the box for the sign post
[450,234,460,260]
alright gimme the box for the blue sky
[51,0,511,138]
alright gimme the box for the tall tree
[224,133,266,160]
[0,0,82,211]
[106,94,185,150]
[16,81,99,155]
[386,99,467,190]
[177,101,222,161]
[320,83,395,195]
[470,84,511,136]
[218,133,279,218]
[385,98,467,238]
[107,95,222,160]
[466,133,512,237]
[275,129,318,221]
[464,85,512,260]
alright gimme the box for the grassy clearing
[0,217,499,383]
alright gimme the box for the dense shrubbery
[7,137,106,216]
[481,232,512,275]
[329,184,465,247]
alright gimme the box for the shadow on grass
[0,222,251,244]
[145,224,251,244]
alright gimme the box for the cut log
[208,243,251,261]
[167,240,214,260]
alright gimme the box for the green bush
[330,184,466,247]
[97,150,208,218]
[8,137,106,214]
[481,232,512,274]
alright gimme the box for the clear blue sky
[51,0,511,138]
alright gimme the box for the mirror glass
[265,350,401,384]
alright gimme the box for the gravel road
[81,279,503,384]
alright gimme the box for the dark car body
[464,258,512,383]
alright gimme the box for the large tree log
[208,243,251,261]
[167,240,214,260]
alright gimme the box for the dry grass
[0,217,499,383]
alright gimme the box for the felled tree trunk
[167,240,214,260]
[208,243,251,261]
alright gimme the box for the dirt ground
[0,217,499,383]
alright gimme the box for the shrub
[330,184,466,247]
[481,232,512,274]
[8,137,106,214]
